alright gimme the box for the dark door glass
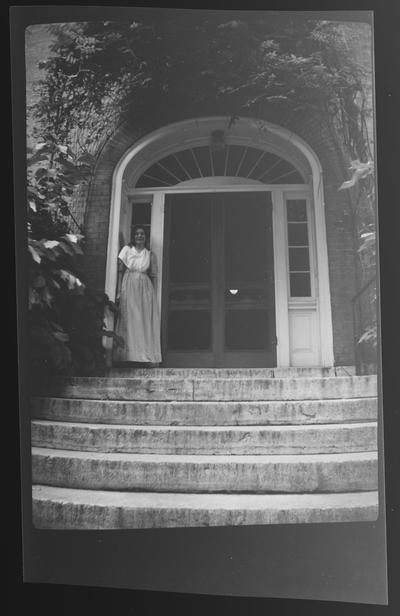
[166,195,212,351]
[164,192,275,365]
[223,193,273,351]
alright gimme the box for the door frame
[104,117,334,367]
[160,190,277,367]
[132,181,312,368]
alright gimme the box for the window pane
[193,146,212,176]
[131,203,151,225]
[168,310,211,350]
[288,223,309,246]
[136,146,305,186]
[169,198,211,284]
[290,273,311,297]
[143,162,176,185]
[226,145,246,176]
[224,195,272,284]
[136,174,168,188]
[287,200,307,221]
[175,149,200,179]
[268,160,300,183]
[225,310,271,350]
[211,147,227,176]
[289,247,310,271]
[158,155,187,183]
[252,151,282,181]
[235,147,262,177]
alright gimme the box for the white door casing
[104,116,334,367]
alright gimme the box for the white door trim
[104,116,334,367]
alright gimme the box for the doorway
[162,192,276,367]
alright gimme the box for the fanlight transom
[135,144,305,188]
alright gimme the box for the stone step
[32,448,378,493]
[32,486,379,529]
[44,375,377,401]
[31,420,377,455]
[31,396,378,426]
[108,366,357,378]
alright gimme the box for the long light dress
[114,245,162,363]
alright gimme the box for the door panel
[163,192,276,367]
[162,195,213,363]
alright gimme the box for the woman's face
[134,228,146,246]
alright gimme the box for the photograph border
[10,1,397,609]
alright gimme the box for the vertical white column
[103,169,125,367]
[272,190,290,367]
[312,180,334,367]
[150,191,165,315]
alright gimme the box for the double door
[162,192,276,367]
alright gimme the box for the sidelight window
[286,199,312,297]
[130,202,152,246]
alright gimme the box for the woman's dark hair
[129,225,147,246]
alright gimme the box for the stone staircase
[31,367,379,529]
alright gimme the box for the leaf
[58,241,75,256]
[28,245,41,264]
[42,287,53,307]
[57,269,84,289]
[72,245,84,255]
[49,321,66,332]
[35,167,50,181]
[64,233,84,244]
[28,288,41,308]
[339,178,358,190]
[359,325,377,348]
[49,279,61,290]
[27,186,46,200]
[28,200,37,212]
[27,152,50,166]
[43,240,60,249]
[339,160,374,190]
[52,331,70,342]
[76,153,95,166]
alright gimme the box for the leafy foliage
[339,158,377,362]
[27,135,119,384]
[32,17,372,156]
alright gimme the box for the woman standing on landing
[114,226,162,365]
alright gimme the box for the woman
[113,226,162,365]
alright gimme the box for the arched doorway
[105,117,334,367]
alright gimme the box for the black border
[9,1,399,613]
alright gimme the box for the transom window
[135,145,305,188]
